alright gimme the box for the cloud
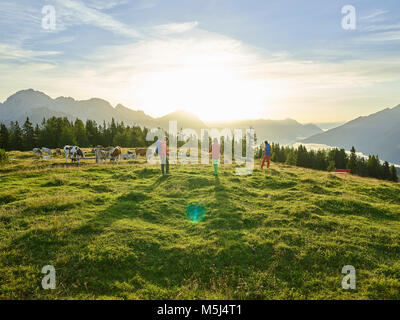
[8,28,397,121]
[1,17,400,121]
[85,0,128,10]
[358,30,400,42]
[360,10,389,22]
[363,24,400,32]
[0,43,60,61]
[151,21,199,35]
[53,0,142,38]
[41,36,76,45]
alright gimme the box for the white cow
[41,147,52,155]
[64,145,85,164]
[95,149,108,164]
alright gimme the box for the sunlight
[128,64,272,121]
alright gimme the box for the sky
[1,0,400,122]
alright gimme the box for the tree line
[255,143,398,182]
[0,117,398,182]
[0,117,152,151]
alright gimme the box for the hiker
[261,140,272,169]
[209,138,221,176]
[156,136,169,175]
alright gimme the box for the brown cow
[64,145,85,164]
[135,148,147,158]
[108,146,122,164]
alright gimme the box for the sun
[127,66,271,122]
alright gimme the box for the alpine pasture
[1,150,400,299]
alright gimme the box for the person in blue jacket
[261,140,272,169]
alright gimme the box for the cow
[107,146,122,164]
[64,145,85,164]
[41,147,52,155]
[95,149,108,164]
[33,148,42,155]
[135,148,147,158]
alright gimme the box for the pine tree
[0,124,10,151]
[22,117,35,151]
[347,146,358,174]
[110,118,117,144]
[382,161,391,181]
[389,165,398,182]
[357,158,368,177]
[296,145,308,167]
[114,131,130,147]
[367,155,381,179]
[74,119,88,147]
[10,121,24,150]
[286,148,297,165]
[86,120,99,146]
[40,117,59,148]
[59,126,76,146]
[315,150,328,170]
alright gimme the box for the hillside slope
[303,104,400,164]
[0,154,400,299]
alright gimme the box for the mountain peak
[4,89,53,106]
[162,109,200,120]
[5,88,52,101]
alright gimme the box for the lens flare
[185,203,206,223]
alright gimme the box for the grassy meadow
[1,150,400,299]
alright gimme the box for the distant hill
[0,89,155,128]
[0,89,321,143]
[303,104,400,164]
[314,122,345,131]
[207,119,322,144]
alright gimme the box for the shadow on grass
[316,198,399,221]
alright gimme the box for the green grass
[1,151,400,299]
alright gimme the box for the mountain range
[0,89,322,144]
[302,104,400,164]
[2,89,398,164]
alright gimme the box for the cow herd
[32,145,148,164]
